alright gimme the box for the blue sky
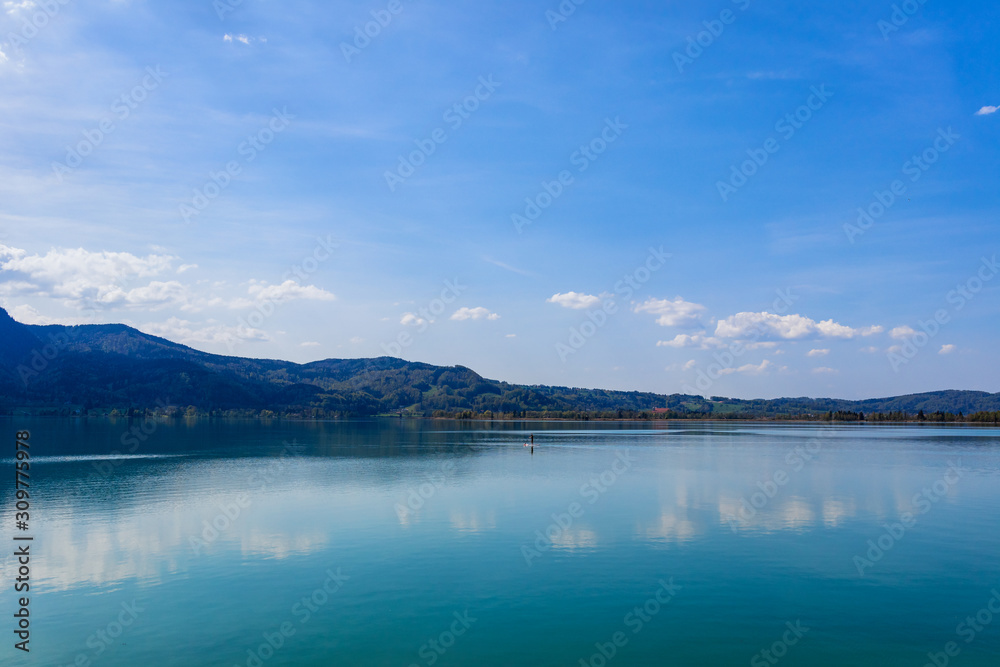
[0,0,997,399]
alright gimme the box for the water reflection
[2,418,999,667]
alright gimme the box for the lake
[2,418,999,666]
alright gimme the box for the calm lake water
[2,418,1000,666]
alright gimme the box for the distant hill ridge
[0,306,998,418]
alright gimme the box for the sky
[0,0,997,400]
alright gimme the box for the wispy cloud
[975,105,998,116]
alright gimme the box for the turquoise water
[2,418,1000,666]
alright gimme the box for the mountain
[1,307,998,418]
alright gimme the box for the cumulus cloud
[547,292,601,309]
[975,106,998,116]
[807,349,830,358]
[0,244,178,306]
[889,325,917,340]
[246,280,335,304]
[450,307,499,321]
[400,313,427,327]
[715,312,882,340]
[939,344,956,355]
[634,297,706,328]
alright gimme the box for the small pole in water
[531,434,534,445]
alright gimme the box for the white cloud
[939,344,956,355]
[6,304,85,325]
[450,307,499,321]
[547,292,600,309]
[3,1,35,14]
[634,297,706,328]
[349,337,364,344]
[715,312,882,340]
[975,106,998,116]
[300,341,320,347]
[807,349,830,358]
[223,33,258,45]
[400,313,427,327]
[505,334,517,338]
[177,264,198,274]
[140,318,269,346]
[0,244,177,306]
[860,346,880,354]
[890,325,917,340]
[246,280,335,303]
[812,367,838,374]
[656,333,723,349]
[683,359,696,371]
